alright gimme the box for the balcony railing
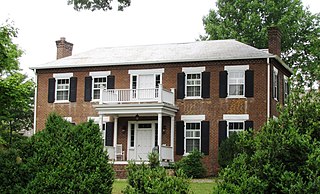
[100,84,175,105]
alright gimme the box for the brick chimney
[268,27,281,56]
[56,37,73,59]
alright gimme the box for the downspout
[33,69,38,135]
[267,58,270,120]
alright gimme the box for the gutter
[267,58,270,120]
[33,69,37,135]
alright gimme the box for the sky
[0,0,319,77]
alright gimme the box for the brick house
[30,28,292,176]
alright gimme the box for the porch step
[113,164,128,179]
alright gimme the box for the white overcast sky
[0,0,319,77]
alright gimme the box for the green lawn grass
[112,179,216,194]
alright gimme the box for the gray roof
[30,40,285,70]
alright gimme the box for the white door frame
[127,121,157,160]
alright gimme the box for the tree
[0,22,34,145]
[202,0,320,88]
[24,114,115,193]
[67,0,131,11]
[213,90,320,193]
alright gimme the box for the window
[89,71,110,101]
[130,124,135,147]
[155,124,158,147]
[185,122,201,153]
[227,121,244,137]
[56,79,69,101]
[93,77,107,100]
[224,65,249,97]
[186,73,201,97]
[182,66,205,98]
[284,76,289,102]
[228,71,244,96]
[273,67,278,100]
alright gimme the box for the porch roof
[93,103,179,117]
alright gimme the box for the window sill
[273,98,279,102]
[226,96,246,99]
[54,100,70,104]
[184,97,203,100]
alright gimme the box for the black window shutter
[277,73,280,100]
[201,121,210,155]
[218,121,227,146]
[219,71,228,98]
[107,75,115,89]
[177,72,185,99]
[176,121,184,155]
[84,76,92,102]
[201,71,210,98]
[245,120,254,131]
[48,78,55,103]
[105,122,114,146]
[271,69,275,98]
[69,77,77,102]
[245,70,254,97]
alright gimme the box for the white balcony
[100,85,175,106]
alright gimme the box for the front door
[136,123,153,160]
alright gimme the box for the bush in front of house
[123,161,191,194]
[213,91,320,193]
[23,113,115,193]
[175,150,206,178]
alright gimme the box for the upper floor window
[56,78,69,101]
[284,75,289,102]
[48,73,75,103]
[181,67,207,99]
[224,65,249,98]
[186,73,201,97]
[93,77,107,100]
[273,67,279,100]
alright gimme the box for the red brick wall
[35,58,290,176]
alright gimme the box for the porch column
[113,116,118,161]
[170,116,175,162]
[157,113,162,161]
[99,114,104,131]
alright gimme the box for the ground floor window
[185,122,201,153]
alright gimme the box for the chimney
[268,27,281,56]
[56,37,73,59]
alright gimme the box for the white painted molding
[89,71,111,77]
[181,115,205,121]
[53,72,73,78]
[182,66,205,73]
[224,65,249,71]
[223,114,249,120]
[129,68,164,75]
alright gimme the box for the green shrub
[148,151,160,168]
[214,91,320,193]
[24,113,115,193]
[175,150,206,178]
[124,162,190,194]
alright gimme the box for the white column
[158,84,163,103]
[170,88,175,106]
[170,116,175,162]
[157,113,162,161]
[113,116,118,161]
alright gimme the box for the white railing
[161,146,173,161]
[100,85,175,105]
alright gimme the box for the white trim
[182,66,205,73]
[273,66,278,73]
[53,73,73,79]
[223,114,249,120]
[89,71,111,77]
[129,68,164,75]
[181,115,205,121]
[224,65,249,71]
[33,70,37,135]
[267,58,270,119]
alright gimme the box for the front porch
[94,86,178,163]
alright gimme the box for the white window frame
[181,115,205,155]
[89,71,110,101]
[225,65,249,98]
[53,73,73,103]
[182,67,205,99]
[284,75,289,103]
[223,114,249,137]
[273,67,279,100]
[128,69,164,90]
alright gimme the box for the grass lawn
[112,179,216,194]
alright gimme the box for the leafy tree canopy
[67,0,131,11]
[202,0,320,87]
